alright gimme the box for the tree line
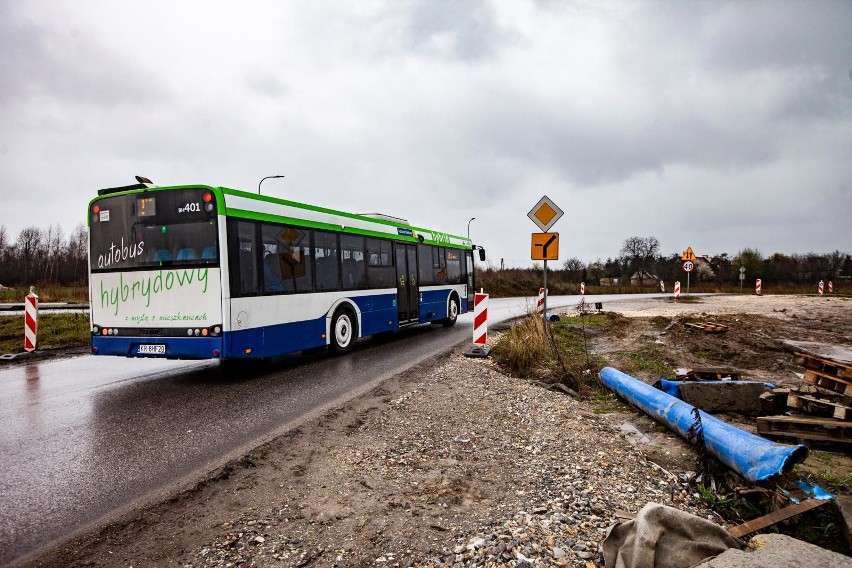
[0,224,89,287]
[565,236,851,286]
[480,236,851,297]
[0,226,849,291]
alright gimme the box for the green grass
[618,347,675,379]
[0,286,88,303]
[0,312,89,354]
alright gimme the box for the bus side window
[314,231,340,292]
[446,249,461,284]
[341,235,366,290]
[263,252,285,293]
[230,219,258,295]
[366,238,394,288]
[418,244,435,286]
[434,248,447,284]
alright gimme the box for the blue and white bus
[88,181,482,359]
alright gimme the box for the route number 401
[179,203,201,213]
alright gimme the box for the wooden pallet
[685,322,729,334]
[803,369,852,397]
[757,415,851,445]
[787,393,852,420]
[793,352,852,381]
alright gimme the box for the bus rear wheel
[442,295,460,327]
[330,307,357,355]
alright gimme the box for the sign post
[739,266,745,293]
[682,247,696,297]
[528,196,563,321]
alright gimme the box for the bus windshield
[90,187,219,271]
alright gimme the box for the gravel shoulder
[24,294,852,568]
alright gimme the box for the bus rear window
[90,188,219,271]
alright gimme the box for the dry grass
[492,312,609,397]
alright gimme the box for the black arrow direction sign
[531,233,559,260]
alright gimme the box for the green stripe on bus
[218,186,468,244]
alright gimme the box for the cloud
[0,0,849,265]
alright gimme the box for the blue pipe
[600,367,808,483]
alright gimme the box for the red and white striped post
[829,281,834,294]
[24,286,38,352]
[464,292,491,358]
[818,280,824,295]
[660,280,665,293]
[756,279,762,295]
[536,287,545,313]
[674,281,681,299]
[580,282,585,295]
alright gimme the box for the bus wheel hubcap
[336,316,351,347]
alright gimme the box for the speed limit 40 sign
[682,260,695,273]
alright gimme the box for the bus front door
[395,243,419,324]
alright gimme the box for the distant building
[629,270,659,286]
[599,277,620,286]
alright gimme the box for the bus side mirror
[478,248,486,261]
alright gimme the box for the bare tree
[619,236,660,285]
[67,223,89,283]
[44,224,64,284]
[16,227,44,284]
[561,257,585,282]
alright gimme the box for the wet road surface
[0,294,668,565]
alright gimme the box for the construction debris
[676,367,745,381]
[685,321,730,334]
[728,499,833,539]
[756,342,852,447]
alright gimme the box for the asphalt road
[0,293,668,565]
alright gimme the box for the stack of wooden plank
[684,321,730,334]
[757,343,852,447]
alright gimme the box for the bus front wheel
[442,295,460,327]
[330,307,358,355]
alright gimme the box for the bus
[88,181,483,360]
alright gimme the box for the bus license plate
[138,344,166,355]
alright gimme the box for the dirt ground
[23,294,852,568]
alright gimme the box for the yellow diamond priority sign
[527,195,564,232]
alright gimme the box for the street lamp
[258,175,285,194]
[467,217,476,240]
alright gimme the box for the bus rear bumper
[91,336,224,359]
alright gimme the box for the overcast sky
[1,0,850,267]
